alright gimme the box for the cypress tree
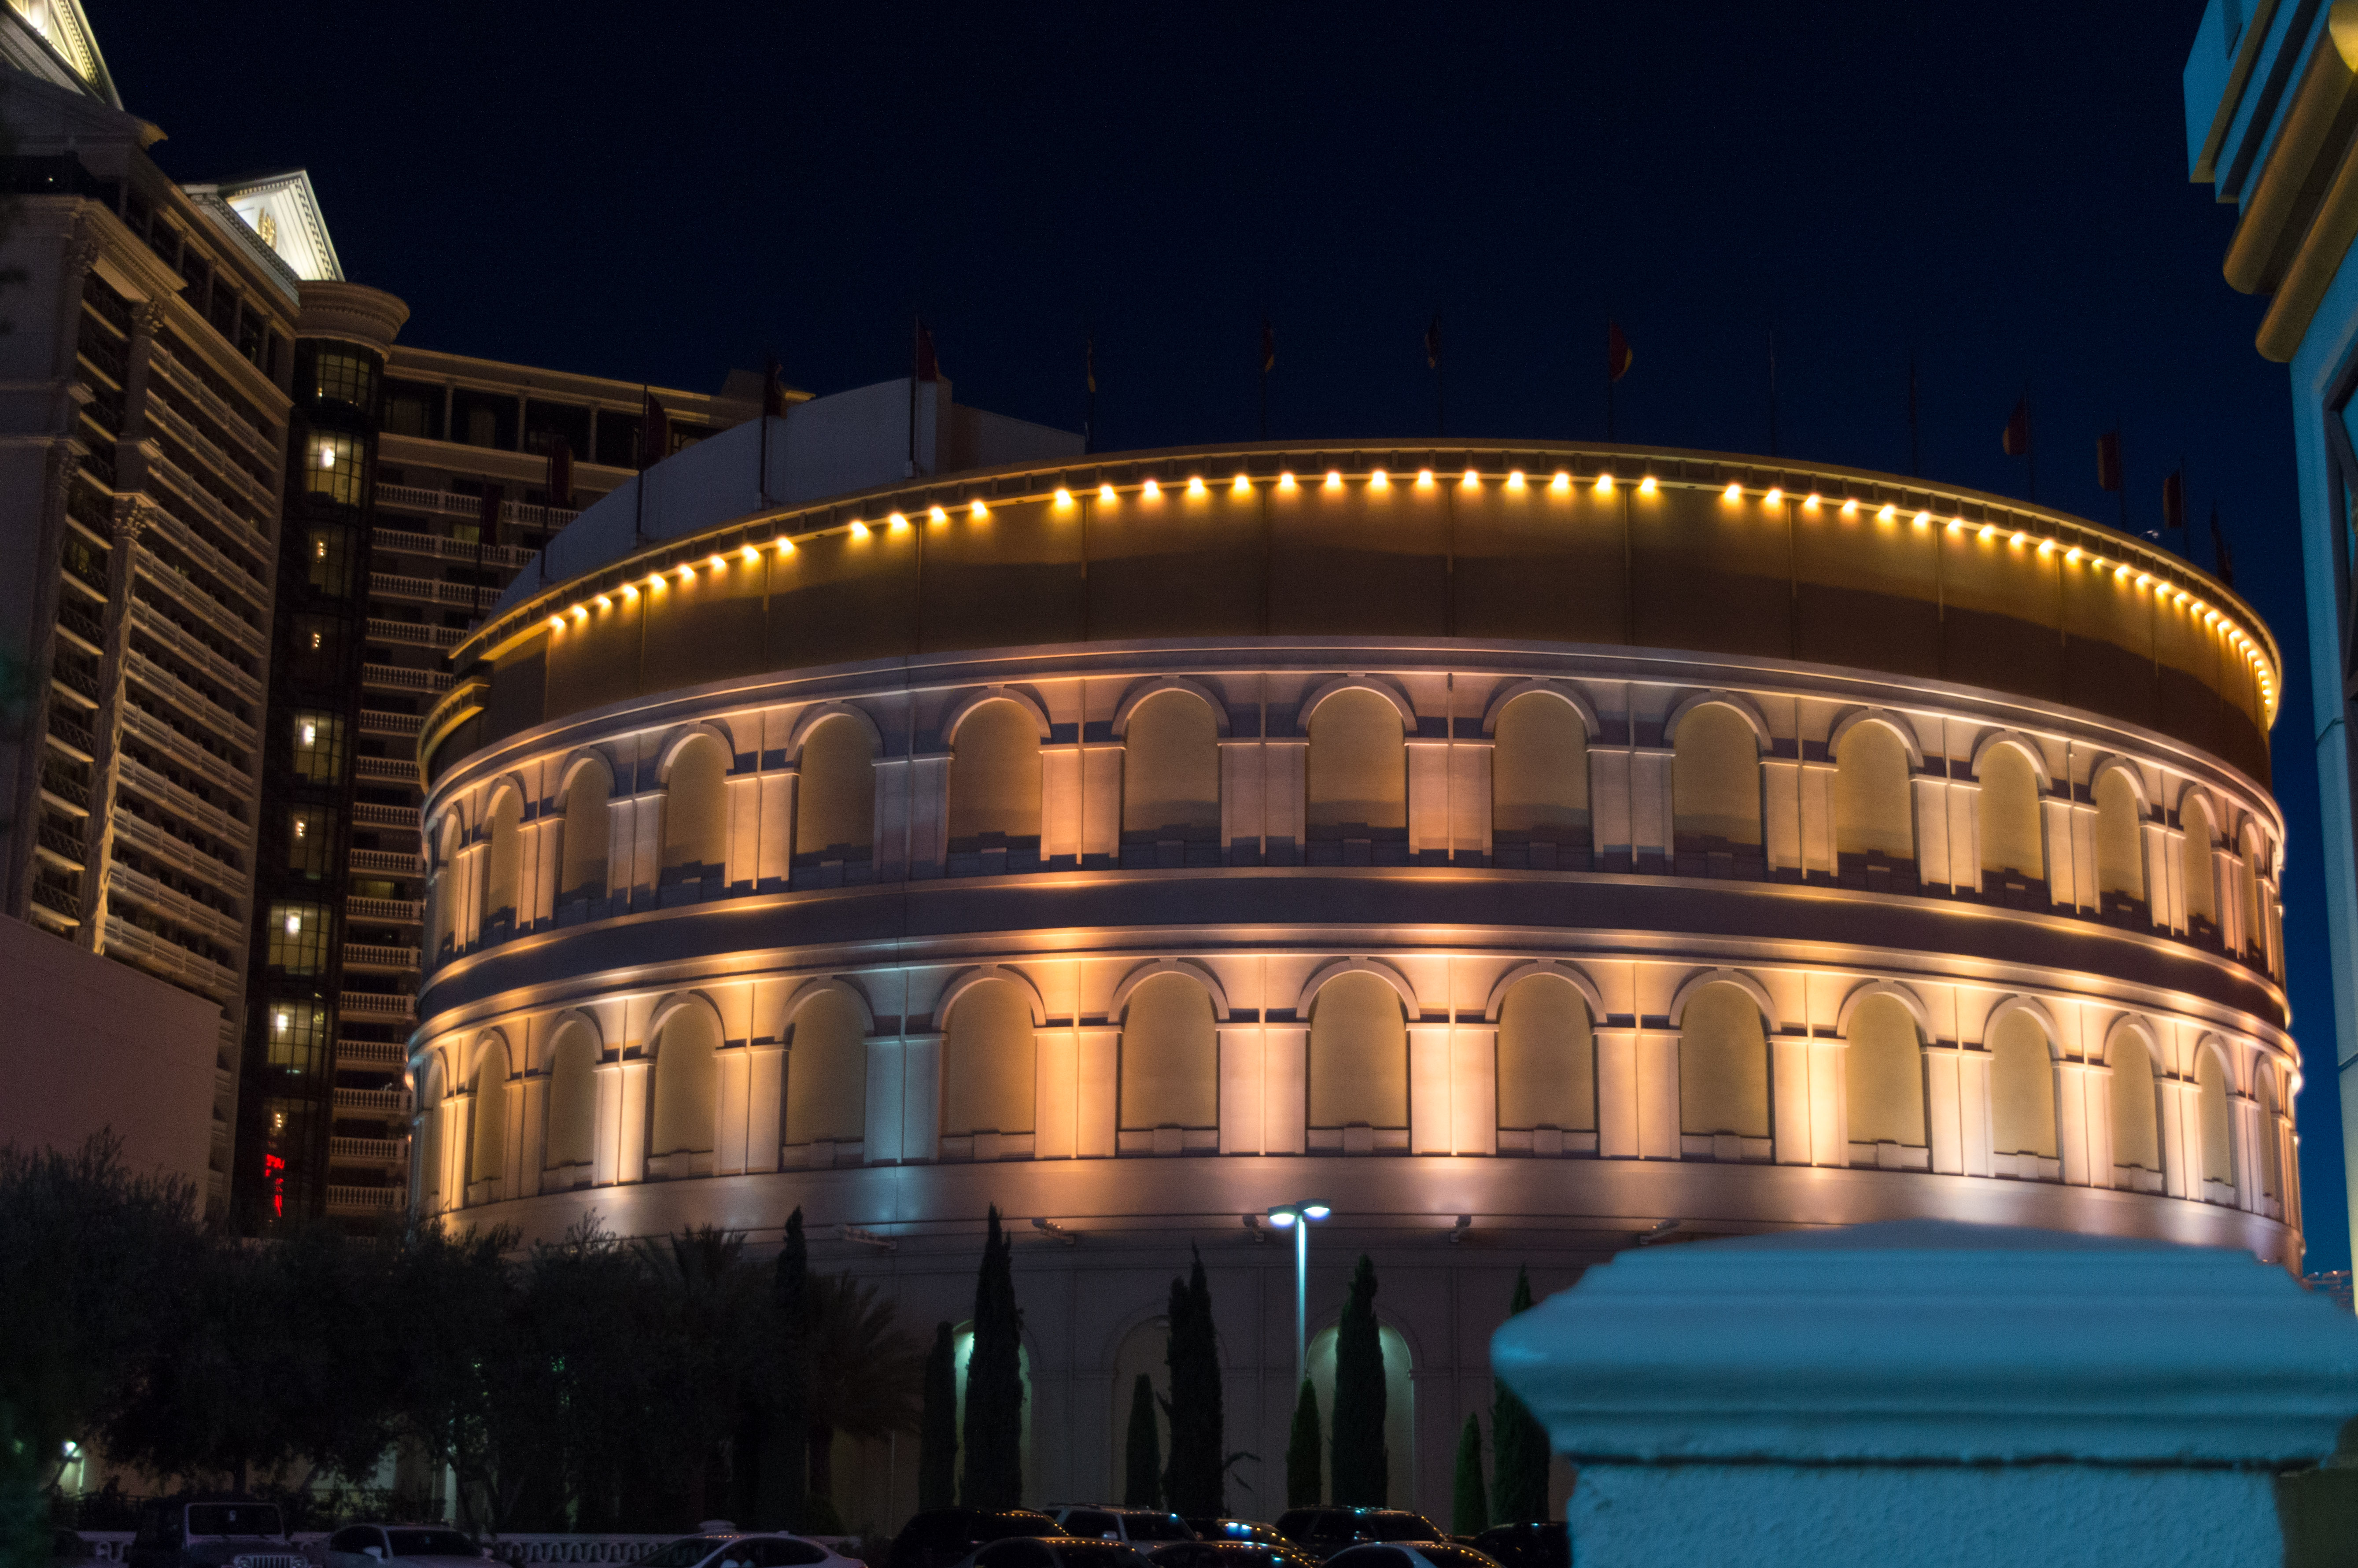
[1490,1266,1551,1524]
[918,1321,959,1510]
[961,1206,1026,1507]
[1451,1413,1488,1535]
[1284,1379,1322,1509]
[760,1206,811,1528]
[1329,1254,1387,1506]
[1123,1373,1162,1506]
[1163,1246,1225,1518]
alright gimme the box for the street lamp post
[1267,1200,1331,1398]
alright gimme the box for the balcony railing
[325,1184,406,1214]
[365,617,463,650]
[352,801,421,830]
[47,708,96,758]
[335,1038,409,1069]
[375,483,579,535]
[328,1136,407,1164]
[360,662,453,696]
[347,894,421,922]
[105,860,245,950]
[343,941,420,971]
[354,755,419,784]
[350,848,422,877]
[370,521,542,572]
[359,708,423,738]
[98,913,236,1000]
[367,572,502,612]
[335,1085,412,1115]
[35,822,85,864]
[340,990,415,1019]
[30,879,80,919]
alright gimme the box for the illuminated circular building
[413,430,2298,1520]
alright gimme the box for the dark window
[1363,1517,1441,1546]
[286,805,336,877]
[238,312,266,369]
[594,406,641,468]
[306,522,358,595]
[288,614,347,684]
[524,398,591,457]
[451,387,517,450]
[209,285,238,342]
[384,379,443,439]
[312,350,376,413]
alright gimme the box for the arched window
[795,714,877,870]
[1834,721,1914,883]
[1987,1011,2057,1166]
[416,1060,445,1211]
[2180,794,2218,936]
[2258,1067,2282,1203]
[1672,704,1762,874]
[544,1021,599,1174]
[427,817,460,964]
[1492,692,1591,869]
[1497,973,1595,1133]
[2197,1046,2235,1194]
[482,791,524,939]
[2240,828,2267,963]
[661,736,729,899]
[649,1004,721,1161]
[2108,1031,2160,1176]
[2093,769,2145,915]
[1978,743,2046,891]
[558,763,609,910]
[467,1037,509,1193]
[1307,970,1408,1135]
[1122,689,1221,862]
[1120,972,1218,1137]
[941,979,1037,1140]
[786,988,868,1148]
[948,701,1042,863]
[1306,689,1407,862]
[1678,981,1769,1141]
[1845,994,1924,1149]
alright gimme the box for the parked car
[1464,1524,1564,1568]
[954,1541,1147,1568]
[620,1535,862,1568]
[1181,1524,1285,1547]
[890,1509,1071,1568]
[1272,1511,1447,1562]
[125,1496,302,1568]
[53,1530,109,1566]
[1042,1509,1194,1545]
[1148,1539,1324,1568]
[322,1527,491,1568]
[1323,1546,1501,1568]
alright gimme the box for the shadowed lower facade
[411,439,2298,1523]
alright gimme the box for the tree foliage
[1489,1266,1551,1524]
[960,1207,1025,1508]
[1162,1247,1224,1518]
[919,1322,959,1511]
[1451,1414,1487,1535]
[1284,1380,1321,1509]
[1123,1374,1161,1507]
[1329,1254,1387,1506]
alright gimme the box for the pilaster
[1449,738,1493,861]
[1408,1019,1454,1152]
[1217,1022,1266,1153]
[1407,738,1452,859]
[1450,1021,1499,1155]
[1594,1024,1640,1157]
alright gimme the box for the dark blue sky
[91,0,2347,1267]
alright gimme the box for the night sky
[87,0,2350,1268]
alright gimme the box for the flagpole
[2114,424,2129,533]
[759,355,772,508]
[634,384,647,547]
[908,315,919,479]
[1085,328,1097,455]
[1767,328,1779,457]
[1907,353,1921,477]
[1605,314,1616,443]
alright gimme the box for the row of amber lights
[535,466,2274,710]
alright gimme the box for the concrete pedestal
[1492,1221,2358,1568]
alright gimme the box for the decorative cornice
[295,281,409,353]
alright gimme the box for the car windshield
[1123,1518,1189,1542]
[635,1537,733,1567]
[1367,1517,1441,1545]
[388,1530,480,1557]
[187,1505,283,1538]
[980,1516,1068,1540]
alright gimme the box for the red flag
[2001,397,2030,457]
[639,390,669,470]
[914,322,939,382]
[2162,469,2185,530]
[762,356,786,420]
[2096,430,2122,492]
[546,437,572,511]
[1261,318,1277,374]
[1606,320,1633,383]
[477,481,504,546]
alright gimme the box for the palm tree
[801,1272,924,1524]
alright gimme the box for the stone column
[1261,1019,1307,1154]
[514,1061,547,1200]
[756,764,796,890]
[1218,736,1265,865]
[1628,746,1674,872]
[1594,1021,1641,1158]
[1448,737,1492,862]
[1795,760,1835,881]
[1074,1024,1118,1158]
[1262,738,1307,866]
[1761,756,1803,878]
[743,1040,784,1172]
[905,753,951,878]
[1218,1021,1266,1154]
[1450,1020,1498,1154]
[898,1030,944,1163]
[1033,1022,1079,1159]
[1635,1026,1680,1159]
[613,1055,651,1183]
[723,765,762,893]
[1912,772,1955,889]
[592,1057,624,1186]
[1589,742,1635,871]
[713,1038,752,1175]
[1771,1033,1813,1165]
[1406,737,1452,859]
[2054,1058,2096,1187]
[1408,1018,1453,1153]
[1922,1044,1966,1175]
